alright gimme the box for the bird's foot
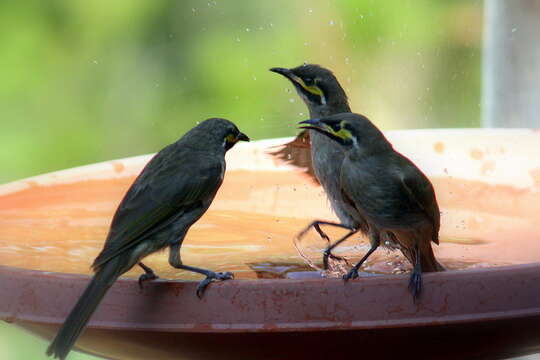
[323,249,347,270]
[343,267,360,281]
[408,270,422,303]
[196,271,234,299]
[138,271,159,289]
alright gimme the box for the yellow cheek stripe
[225,134,237,143]
[335,128,352,139]
[325,123,352,140]
[291,75,325,97]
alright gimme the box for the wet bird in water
[46,118,249,360]
[299,113,444,301]
[270,64,371,266]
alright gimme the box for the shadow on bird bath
[1,129,540,359]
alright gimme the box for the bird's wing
[399,170,440,244]
[92,149,223,269]
[268,130,319,184]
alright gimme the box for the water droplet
[298,112,304,116]
[308,8,313,14]
[345,57,350,64]
[192,7,197,13]
[329,20,335,26]
[269,22,274,28]
[235,37,241,42]
[253,76,257,80]
[286,88,292,93]
[245,28,251,32]
[512,27,517,33]
[289,98,296,103]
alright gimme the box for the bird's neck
[180,138,226,155]
[308,100,351,118]
[346,142,393,162]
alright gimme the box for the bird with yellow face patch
[271,64,373,267]
[46,118,249,360]
[299,112,445,302]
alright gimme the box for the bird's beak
[298,119,344,144]
[298,118,324,131]
[269,67,303,84]
[269,67,292,78]
[237,132,250,142]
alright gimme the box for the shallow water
[1,170,540,280]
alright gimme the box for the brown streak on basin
[1,129,540,359]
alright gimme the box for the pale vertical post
[482,0,540,127]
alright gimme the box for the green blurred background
[0,0,482,359]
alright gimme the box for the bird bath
[1,129,540,359]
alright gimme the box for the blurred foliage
[0,322,98,360]
[0,0,481,358]
[0,0,482,185]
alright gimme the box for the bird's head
[270,64,349,116]
[298,113,388,151]
[193,118,250,151]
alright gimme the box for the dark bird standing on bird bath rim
[299,113,445,301]
[270,64,371,264]
[46,118,249,360]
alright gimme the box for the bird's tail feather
[46,263,119,360]
[398,228,445,273]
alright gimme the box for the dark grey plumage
[46,118,249,360]
[270,64,365,232]
[299,113,444,301]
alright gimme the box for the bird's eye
[331,123,341,132]
[303,78,314,86]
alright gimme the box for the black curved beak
[269,67,293,79]
[298,119,323,131]
[237,132,250,142]
[298,119,344,145]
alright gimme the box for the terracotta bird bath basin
[1,129,540,360]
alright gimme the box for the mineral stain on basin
[1,129,540,359]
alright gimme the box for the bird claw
[408,271,422,303]
[196,271,234,299]
[343,268,359,281]
[138,272,159,290]
[323,250,347,270]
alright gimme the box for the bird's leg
[138,262,159,289]
[295,220,355,264]
[322,229,357,270]
[168,243,233,299]
[297,220,354,241]
[343,232,380,281]
[408,243,422,303]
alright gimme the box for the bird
[299,113,444,301]
[270,64,369,267]
[46,118,249,360]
